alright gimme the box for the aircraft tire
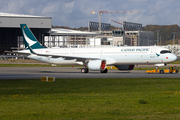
[81,68,89,73]
[85,68,89,73]
[81,68,86,73]
[100,68,108,73]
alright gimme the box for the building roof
[50,28,100,36]
[0,12,51,19]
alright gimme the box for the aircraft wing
[36,53,100,61]
[35,52,116,65]
[28,46,117,65]
[5,49,100,62]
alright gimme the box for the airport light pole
[172,32,176,54]
[156,30,160,45]
[160,35,161,46]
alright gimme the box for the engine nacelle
[87,60,106,71]
[116,65,134,70]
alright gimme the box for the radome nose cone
[171,54,177,61]
[174,55,177,60]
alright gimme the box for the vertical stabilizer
[20,24,45,49]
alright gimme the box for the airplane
[18,24,177,73]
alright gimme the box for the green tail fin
[20,24,45,49]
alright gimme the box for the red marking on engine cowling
[101,61,106,70]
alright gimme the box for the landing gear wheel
[100,68,108,73]
[81,68,86,73]
[85,68,89,73]
[81,68,89,73]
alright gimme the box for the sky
[0,0,180,28]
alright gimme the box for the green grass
[1,78,180,120]
[134,67,170,70]
[170,60,180,64]
[134,67,180,71]
[0,64,51,67]
[0,60,179,68]
[0,64,83,67]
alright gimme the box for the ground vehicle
[146,66,179,74]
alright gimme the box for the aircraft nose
[170,54,177,61]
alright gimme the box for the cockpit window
[160,50,171,54]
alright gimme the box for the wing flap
[28,45,116,64]
[37,53,99,61]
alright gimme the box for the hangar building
[0,12,52,53]
[0,12,155,55]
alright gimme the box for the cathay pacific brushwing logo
[22,28,37,48]
[156,53,160,57]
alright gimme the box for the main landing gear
[81,68,89,73]
[100,68,108,73]
[81,68,108,73]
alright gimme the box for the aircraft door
[150,48,155,58]
[100,50,103,57]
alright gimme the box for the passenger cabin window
[160,50,171,54]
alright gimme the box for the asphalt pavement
[0,67,180,79]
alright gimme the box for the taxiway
[0,67,180,79]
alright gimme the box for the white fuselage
[26,46,177,65]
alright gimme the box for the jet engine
[87,60,106,71]
[116,65,134,70]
